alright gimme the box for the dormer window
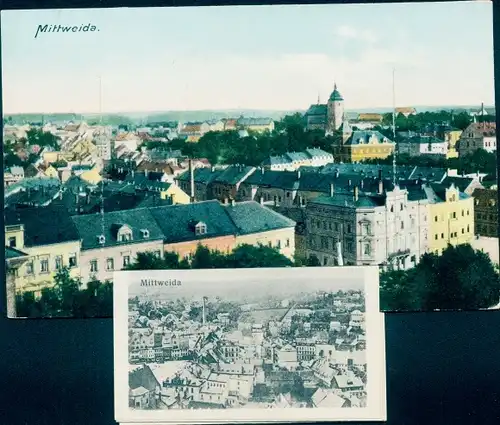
[97,234,106,245]
[116,224,133,242]
[195,221,207,236]
[141,229,150,239]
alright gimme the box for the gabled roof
[148,200,235,243]
[5,205,80,247]
[306,104,327,116]
[236,117,273,126]
[345,130,394,146]
[5,246,29,260]
[72,208,164,250]
[242,170,300,191]
[224,201,296,235]
[176,167,224,185]
[212,166,255,185]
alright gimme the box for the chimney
[335,169,340,179]
[59,190,63,200]
[211,166,215,172]
[224,197,229,205]
[131,170,135,178]
[261,167,265,175]
[297,170,301,180]
[353,186,359,201]
[378,180,384,195]
[360,179,364,189]
[189,159,195,202]
[330,183,335,197]
[231,199,235,207]
[348,179,352,188]
[260,196,264,205]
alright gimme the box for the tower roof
[329,83,344,102]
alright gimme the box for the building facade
[305,183,430,269]
[471,188,498,237]
[427,183,475,255]
[304,84,345,133]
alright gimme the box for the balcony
[387,249,411,260]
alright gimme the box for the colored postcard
[2,2,499,318]
[113,267,386,422]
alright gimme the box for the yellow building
[427,183,474,255]
[444,129,462,159]
[40,164,59,179]
[335,130,394,163]
[79,166,103,185]
[160,183,191,204]
[5,207,82,297]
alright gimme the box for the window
[441,233,444,239]
[401,221,404,230]
[467,225,470,232]
[462,210,464,217]
[347,224,352,233]
[400,204,403,211]
[335,222,339,231]
[390,205,394,213]
[8,237,16,248]
[276,240,281,249]
[435,234,438,240]
[363,243,371,255]
[286,238,290,247]
[107,258,114,271]
[40,259,49,273]
[69,253,77,268]
[434,216,438,222]
[452,212,456,219]
[323,257,328,266]
[362,223,371,235]
[195,222,207,236]
[323,221,327,230]
[286,192,291,198]
[26,261,34,275]
[268,241,272,247]
[90,260,98,272]
[55,256,63,270]
[123,256,131,267]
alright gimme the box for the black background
[1,0,500,424]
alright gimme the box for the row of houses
[178,117,275,142]
[4,200,296,300]
[175,163,495,267]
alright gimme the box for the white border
[114,267,386,423]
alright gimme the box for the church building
[304,84,345,134]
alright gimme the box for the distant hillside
[3,105,494,126]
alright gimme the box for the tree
[227,244,294,268]
[380,244,500,311]
[125,252,175,270]
[190,245,227,269]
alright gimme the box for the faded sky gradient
[1,2,495,114]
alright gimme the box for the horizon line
[2,103,493,117]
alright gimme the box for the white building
[71,209,165,283]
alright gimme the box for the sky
[125,268,366,299]
[1,2,495,114]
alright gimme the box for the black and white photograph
[113,267,386,423]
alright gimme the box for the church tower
[326,83,344,132]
